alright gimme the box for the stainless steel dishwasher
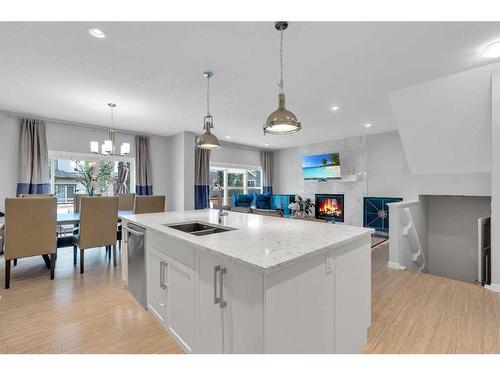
[123,223,147,308]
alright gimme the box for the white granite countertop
[120,209,373,273]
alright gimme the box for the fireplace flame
[318,198,342,217]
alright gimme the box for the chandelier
[90,103,130,155]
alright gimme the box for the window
[209,166,262,206]
[49,151,135,213]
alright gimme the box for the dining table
[56,210,134,225]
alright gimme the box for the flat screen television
[302,153,341,180]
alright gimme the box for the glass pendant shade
[120,142,130,155]
[103,140,113,154]
[264,93,301,134]
[196,115,220,149]
[90,141,99,153]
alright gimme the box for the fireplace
[315,194,344,222]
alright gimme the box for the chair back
[19,193,54,197]
[117,193,135,211]
[79,196,118,249]
[134,195,165,214]
[5,197,57,261]
[73,194,88,213]
[252,208,284,217]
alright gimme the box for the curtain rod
[1,109,153,137]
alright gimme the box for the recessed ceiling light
[88,27,107,39]
[331,105,340,111]
[265,143,270,146]
[364,122,373,128]
[482,40,500,58]
[225,135,230,139]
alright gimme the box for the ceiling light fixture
[90,103,130,156]
[331,105,340,111]
[263,21,302,135]
[364,122,373,128]
[196,71,221,149]
[482,40,500,58]
[87,27,107,39]
[225,135,231,139]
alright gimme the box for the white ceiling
[1,22,500,149]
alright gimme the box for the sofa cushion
[232,193,254,207]
[254,193,272,209]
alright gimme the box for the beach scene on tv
[302,153,341,180]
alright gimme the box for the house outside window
[49,151,135,213]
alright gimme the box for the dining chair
[116,193,135,211]
[4,197,57,288]
[251,208,284,217]
[19,193,54,197]
[115,193,135,250]
[134,195,165,214]
[72,196,119,274]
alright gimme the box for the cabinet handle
[160,261,167,289]
[219,267,227,308]
[214,265,221,305]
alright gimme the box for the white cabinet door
[195,250,223,353]
[222,258,264,353]
[164,254,195,353]
[146,246,168,324]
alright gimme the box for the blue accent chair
[253,193,272,209]
[231,193,255,208]
[271,194,296,216]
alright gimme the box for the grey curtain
[194,148,210,209]
[114,161,129,194]
[260,150,273,194]
[135,136,153,195]
[16,118,50,196]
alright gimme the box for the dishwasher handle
[123,224,145,237]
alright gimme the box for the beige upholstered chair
[72,196,119,274]
[19,193,54,197]
[117,193,135,211]
[73,194,88,213]
[252,208,284,217]
[4,197,57,288]
[134,195,165,214]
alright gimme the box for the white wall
[273,130,491,227]
[0,110,171,212]
[366,131,491,200]
[273,137,367,226]
[166,131,195,211]
[425,195,491,283]
[210,142,261,168]
[389,63,497,175]
[491,69,500,291]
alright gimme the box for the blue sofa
[231,193,255,207]
[253,193,272,209]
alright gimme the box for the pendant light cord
[279,29,284,93]
[206,75,211,116]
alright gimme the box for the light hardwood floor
[1,242,499,354]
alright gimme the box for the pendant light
[264,21,302,135]
[196,71,221,149]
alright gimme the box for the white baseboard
[387,261,406,270]
[485,283,500,293]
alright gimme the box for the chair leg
[5,259,11,289]
[108,245,111,260]
[73,246,77,266]
[42,254,51,269]
[112,245,117,267]
[50,253,56,280]
[80,249,85,274]
[13,259,17,266]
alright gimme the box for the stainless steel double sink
[163,221,236,236]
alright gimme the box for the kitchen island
[120,209,373,354]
